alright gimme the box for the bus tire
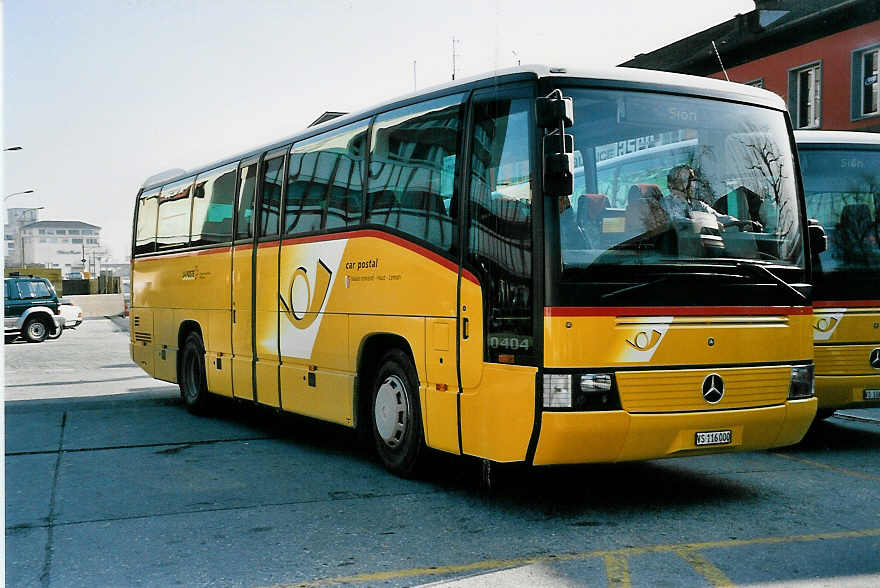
[371,349,424,477]
[23,316,50,343]
[180,332,211,414]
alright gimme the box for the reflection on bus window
[562,89,803,273]
[801,148,880,275]
[468,97,534,365]
[368,94,464,251]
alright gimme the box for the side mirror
[808,218,827,255]
[538,90,575,198]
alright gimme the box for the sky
[3,0,754,262]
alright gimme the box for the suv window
[30,281,52,298]
[16,281,35,298]
[5,280,19,300]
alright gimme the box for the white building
[15,220,109,275]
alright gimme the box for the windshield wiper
[601,276,670,300]
[734,261,807,304]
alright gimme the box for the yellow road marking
[772,452,880,482]
[265,528,880,588]
[674,548,733,586]
[604,553,631,587]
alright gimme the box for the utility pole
[413,60,417,91]
[452,37,461,80]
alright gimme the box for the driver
[663,164,761,231]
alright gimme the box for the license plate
[695,430,731,447]
[864,389,880,401]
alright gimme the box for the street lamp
[5,189,35,201]
[4,146,23,151]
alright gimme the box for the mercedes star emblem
[702,373,724,404]
[870,348,880,370]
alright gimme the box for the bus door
[231,157,259,401]
[253,147,287,407]
[458,86,539,462]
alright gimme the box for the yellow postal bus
[131,66,822,476]
[796,130,880,419]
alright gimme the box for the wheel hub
[28,322,46,339]
[374,375,409,448]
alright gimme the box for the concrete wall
[63,294,124,318]
[5,266,63,295]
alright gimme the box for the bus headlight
[543,374,572,408]
[788,365,814,399]
[543,373,620,410]
[580,373,613,393]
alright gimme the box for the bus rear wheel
[371,349,424,477]
[180,332,211,414]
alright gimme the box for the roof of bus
[794,130,880,146]
[140,64,787,190]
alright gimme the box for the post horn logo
[626,329,663,351]
[702,373,724,404]
[280,260,332,330]
[870,348,880,370]
[813,317,838,333]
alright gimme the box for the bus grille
[616,365,791,413]
[815,345,877,375]
[134,331,152,344]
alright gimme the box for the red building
[621,1,880,132]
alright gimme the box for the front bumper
[815,374,880,410]
[532,398,817,465]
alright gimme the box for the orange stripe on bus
[814,300,880,308]
[137,247,231,260]
[544,305,813,317]
[279,229,479,285]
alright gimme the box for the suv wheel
[23,317,50,343]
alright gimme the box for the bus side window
[236,163,258,240]
[286,120,368,235]
[134,188,160,254]
[156,177,195,250]
[191,162,237,246]
[259,155,284,237]
[367,93,465,251]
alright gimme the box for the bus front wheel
[371,349,424,477]
[180,332,211,414]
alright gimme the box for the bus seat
[834,203,875,262]
[576,194,609,228]
[625,184,668,235]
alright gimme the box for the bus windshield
[556,88,804,300]
[800,146,880,300]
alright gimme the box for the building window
[68,229,80,235]
[56,230,66,235]
[789,62,821,129]
[745,78,764,88]
[853,45,879,119]
[71,238,83,244]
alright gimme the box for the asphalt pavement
[5,318,880,587]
